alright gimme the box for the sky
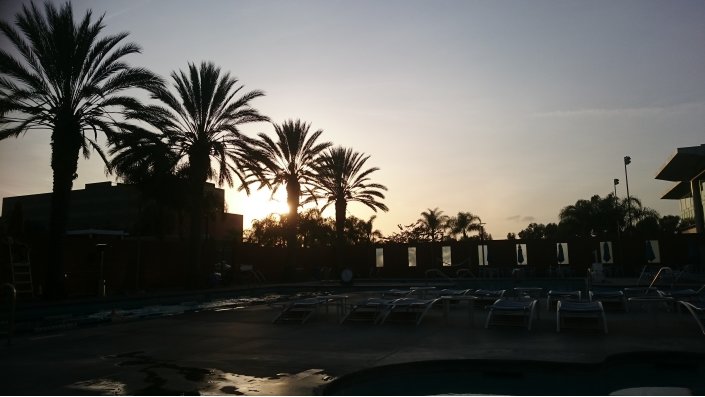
[0,0,704,239]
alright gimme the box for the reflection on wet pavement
[67,351,333,395]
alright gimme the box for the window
[516,244,527,265]
[408,247,417,267]
[599,241,613,264]
[375,248,384,268]
[645,240,660,263]
[442,246,452,267]
[556,243,569,264]
[478,245,488,266]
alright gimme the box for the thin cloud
[506,215,520,221]
[105,0,152,21]
[522,216,536,222]
[532,101,705,119]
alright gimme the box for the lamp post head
[624,156,631,165]
[613,178,619,186]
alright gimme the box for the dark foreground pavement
[2,294,704,395]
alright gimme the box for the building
[1,181,243,241]
[655,144,705,234]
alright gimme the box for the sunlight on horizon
[226,187,289,229]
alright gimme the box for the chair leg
[484,309,493,329]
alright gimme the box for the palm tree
[245,119,331,259]
[312,146,388,265]
[418,208,448,242]
[126,61,269,284]
[0,2,161,298]
[109,125,187,238]
[449,211,482,240]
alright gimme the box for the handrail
[2,283,16,346]
[586,268,593,298]
[647,267,673,294]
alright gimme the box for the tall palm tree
[0,2,161,298]
[126,61,269,284]
[109,125,187,238]
[419,207,448,242]
[449,211,482,240]
[245,119,331,258]
[312,146,388,265]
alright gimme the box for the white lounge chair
[341,298,395,324]
[485,298,537,331]
[381,297,441,326]
[547,290,581,311]
[471,289,506,309]
[590,290,626,311]
[556,300,608,334]
[273,297,328,324]
[679,300,705,336]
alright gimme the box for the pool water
[322,351,705,395]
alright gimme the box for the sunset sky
[1,0,704,238]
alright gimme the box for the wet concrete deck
[1,291,704,395]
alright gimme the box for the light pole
[613,178,620,238]
[479,222,486,266]
[624,156,632,229]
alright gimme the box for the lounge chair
[381,289,413,299]
[679,299,705,336]
[471,289,506,309]
[485,298,537,331]
[514,287,543,318]
[381,297,441,326]
[273,297,328,324]
[623,287,659,298]
[431,288,472,299]
[589,290,626,311]
[556,300,608,333]
[657,284,704,301]
[341,298,395,324]
[547,290,581,311]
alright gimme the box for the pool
[322,351,705,395]
[12,287,332,334]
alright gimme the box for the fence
[1,234,703,298]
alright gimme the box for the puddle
[70,379,127,395]
[70,351,334,395]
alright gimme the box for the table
[323,295,349,322]
[440,295,477,327]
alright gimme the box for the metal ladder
[7,240,34,298]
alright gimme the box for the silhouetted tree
[518,223,547,240]
[506,232,516,240]
[298,209,335,248]
[385,222,425,243]
[659,215,681,235]
[245,214,285,247]
[126,61,268,285]
[558,193,660,238]
[312,146,388,265]
[244,119,331,264]
[448,211,482,240]
[0,2,161,298]
[345,215,383,245]
[418,208,448,242]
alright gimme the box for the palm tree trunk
[335,199,346,268]
[47,121,82,299]
[285,179,300,270]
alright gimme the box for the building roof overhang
[655,144,705,181]
[661,181,692,200]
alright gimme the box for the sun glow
[226,188,289,229]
